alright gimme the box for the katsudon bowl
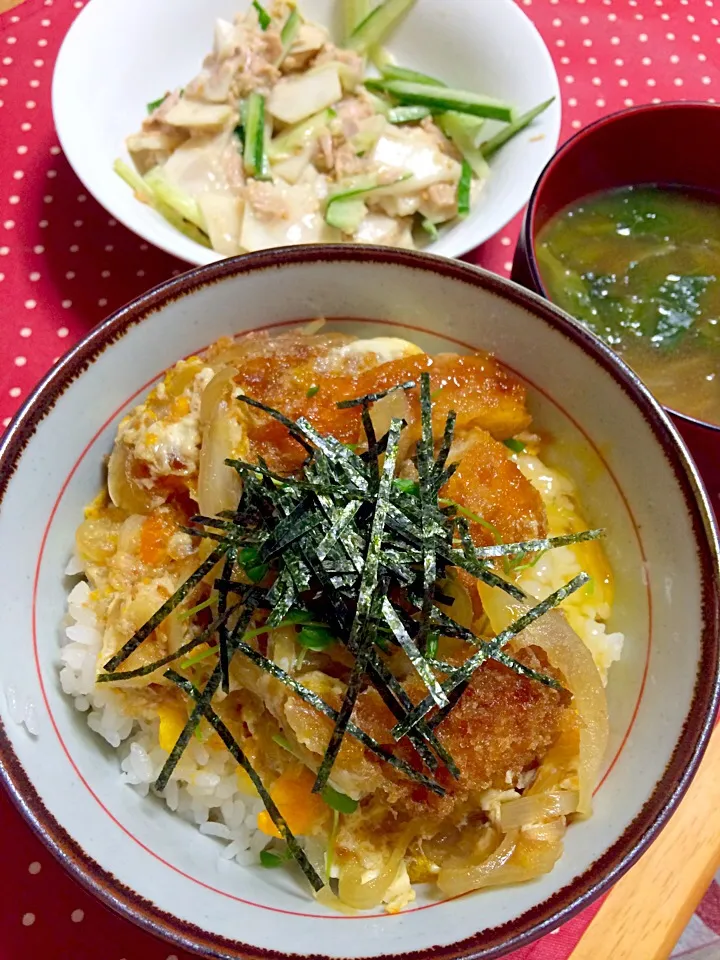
[0,246,718,959]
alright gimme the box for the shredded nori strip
[236,394,315,456]
[165,670,325,892]
[392,573,589,739]
[103,544,232,671]
[154,590,264,793]
[312,418,402,795]
[229,632,443,793]
[97,367,607,874]
[336,381,417,409]
[473,529,605,560]
[155,662,224,793]
[96,600,242,683]
[381,598,447,707]
[217,549,236,693]
[432,410,457,486]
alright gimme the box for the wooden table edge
[570,725,720,960]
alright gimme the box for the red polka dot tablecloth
[2,0,720,957]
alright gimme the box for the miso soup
[536,184,720,425]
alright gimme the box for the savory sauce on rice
[61,328,618,912]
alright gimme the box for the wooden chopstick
[570,725,720,960]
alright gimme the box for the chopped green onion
[425,631,439,659]
[326,809,340,880]
[146,95,166,114]
[387,104,432,124]
[298,625,336,651]
[393,477,419,496]
[238,545,268,583]
[440,497,504,545]
[481,96,555,160]
[306,385,320,398]
[282,609,317,625]
[457,159,472,219]
[243,92,270,179]
[260,849,288,868]
[252,0,272,30]
[503,438,526,454]
[178,595,216,620]
[366,79,514,122]
[103,544,231,672]
[321,785,359,814]
[348,0,417,54]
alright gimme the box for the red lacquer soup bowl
[512,102,720,514]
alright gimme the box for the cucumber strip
[480,96,555,160]
[252,0,271,30]
[364,91,392,117]
[277,8,301,64]
[456,159,472,219]
[325,198,368,232]
[114,159,211,249]
[144,166,206,229]
[326,173,412,209]
[268,108,334,161]
[348,0,417,54]
[387,104,432,123]
[438,112,490,178]
[381,64,444,87]
[114,158,154,203]
[365,79,514,122]
[244,93,271,179]
[369,46,394,72]
[343,0,371,41]
[420,217,439,240]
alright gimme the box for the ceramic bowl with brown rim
[0,246,718,960]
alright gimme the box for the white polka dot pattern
[0,3,718,960]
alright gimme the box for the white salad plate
[0,247,717,959]
[52,0,561,264]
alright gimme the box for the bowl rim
[50,0,561,267]
[1,244,719,960]
[520,98,720,436]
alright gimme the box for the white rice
[4,684,39,737]
[59,454,624,868]
[60,580,265,867]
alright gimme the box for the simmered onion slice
[478,583,609,816]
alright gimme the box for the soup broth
[536,184,720,425]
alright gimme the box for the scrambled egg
[116,363,215,480]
